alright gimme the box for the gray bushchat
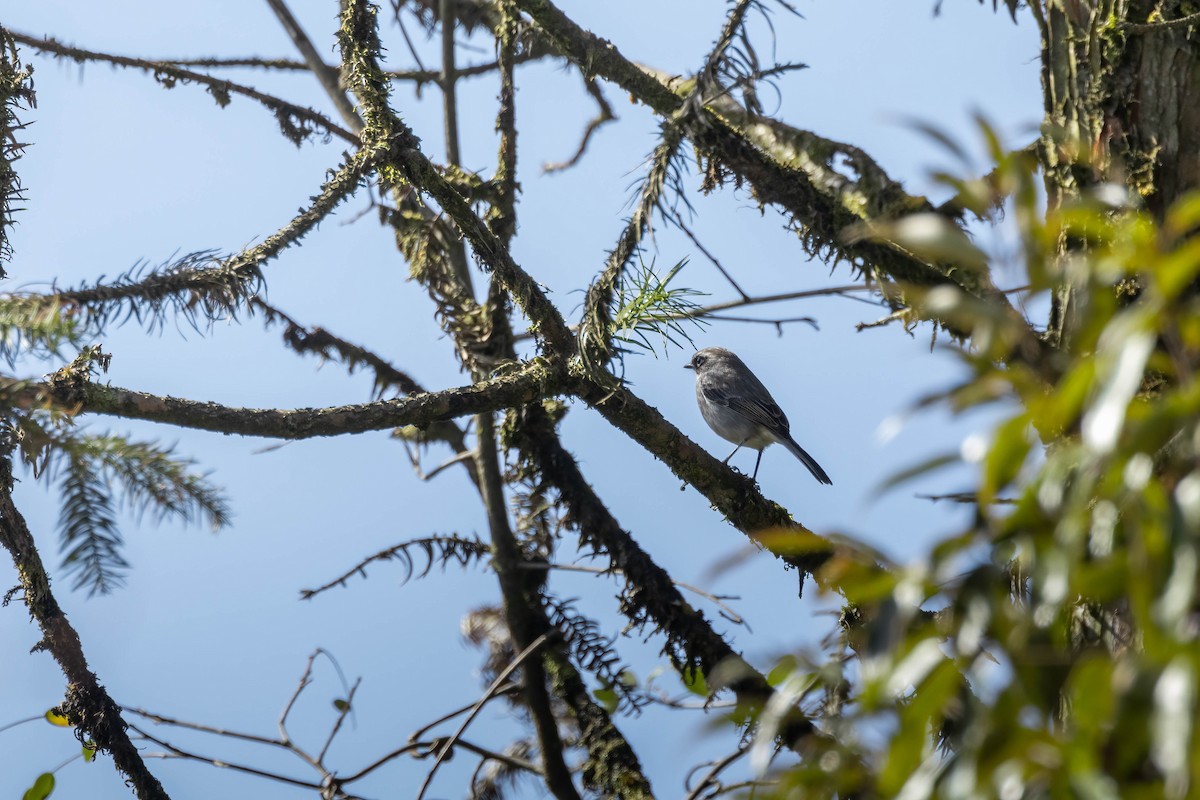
[685,346,832,484]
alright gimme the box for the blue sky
[1,2,1040,797]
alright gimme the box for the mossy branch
[512,0,1036,346]
[0,361,556,439]
[338,0,577,359]
[0,454,172,800]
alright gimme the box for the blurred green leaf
[767,656,799,688]
[681,667,708,698]
[592,686,619,714]
[22,773,54,800]
[982,414,1032,500]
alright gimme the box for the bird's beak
[683,364,693,370]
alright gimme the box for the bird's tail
[781,435,832,485]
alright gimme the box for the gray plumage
[685,346,832,485]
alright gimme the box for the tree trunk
[1038,0,1200,346]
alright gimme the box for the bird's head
[684,347,737,373]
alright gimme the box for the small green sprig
[610,257,708,362]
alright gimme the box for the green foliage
[21,773,53,800]
[0,297,82,366]
[12,412,230,595]
[61,433,229,594]
[57,448,126,595]
[609,258,708,360]
[756,133,1200,796]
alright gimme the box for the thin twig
[9,31,358,144]
[264,0,364,132]
[415,633,552,800]
[544,75,615,172]
[856,309,908,331]
[440,0,461,166]
[249,297,425,396]
[407,684,522,744]
[394,8,428,76]
[916,492,1017,505]
[684,745,750,800]
[278,650,319,743]
[131,724,324,792]
[704,313,817,332]
[435,737,544,777]
[158,55,308,70]
[124,708,287,750]
[387,51,544,83]
[317,678,361,763]
[692,284,875,315]
[0,714,43,734]
[338,741,425,784]
[299,534,490,599]
[522,561,748,627]
[406,446,478,481]
[1120,10,1200,31]
[514,284,874,343]
[666,209,750,300]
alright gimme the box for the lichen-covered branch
[263,0,364,134]
[0,454,171,800]
[544,652,655,799]
[338,0,577,358]
[576,381,834,577]
[473,409,583,800]
[512,0,1028,334]
[509,403,821,751]
[7,361,554,439]
[250,298,480,485]
[577,120,685,383]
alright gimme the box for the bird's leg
[722,443,744,465]
[752,449,764,480]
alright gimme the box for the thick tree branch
[511,0,1036,343]
[543,650,655,799]
[575,381,836,577]
[338,0,576,357]
[9,362,554,439]
[472,409,582,800]
[0,455,171,800]
[509,403,822,752]
[249,298,480,485]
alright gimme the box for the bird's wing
[701,379,791,435]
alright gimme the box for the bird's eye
[693,355,705,367]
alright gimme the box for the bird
[685,346,832,484]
